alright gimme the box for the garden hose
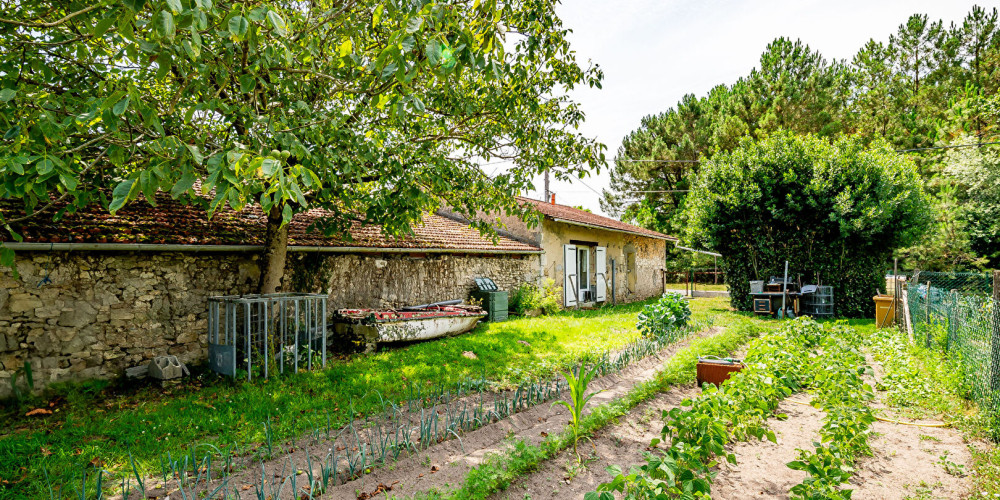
[785,399,951,428]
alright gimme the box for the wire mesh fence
[905,270,999,414]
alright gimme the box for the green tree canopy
[0,0,605,290]
[604,7,1000,270]
[682,132,931,317]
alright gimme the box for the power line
[615,141,1000,162]
[574,175,603,197]
[895,141,1000,152]
[615,158,701,163]
[626,190,690,193]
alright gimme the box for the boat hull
[330,308,486,349]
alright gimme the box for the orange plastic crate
[696,357,744,387]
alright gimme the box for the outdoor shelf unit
[801,286,834,317]
[207,293,328,380]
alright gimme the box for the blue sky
[518,0,991,215]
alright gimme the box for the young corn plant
[554,364,602,460]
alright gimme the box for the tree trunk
[258,206,289,294]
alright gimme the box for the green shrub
[636,292,692,339]
[509,279,561,316]
[681,132,931,317]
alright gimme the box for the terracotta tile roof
[0,195,541,253]
[519,197,677,241]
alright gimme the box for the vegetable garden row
[591,318,874,498]
[12,295,994,499]
[27,295,703,499]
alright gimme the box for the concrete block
[148,355,189,380]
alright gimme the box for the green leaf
[0,246,15,270]
[185,144,203,164]
[267,10,288,37]
[112,96,130,116]
[3,126,20,140]
[36,158,54,175]
[165,0,182,15]
[372,4,383,26]
[405,16,423,33]
[228,15,248,40]
[338,39,353,57]
[155,10,175,40]
[281,203,293,222]
[93,17,117,37]
[110,179,135,212]
[182,40,200,60]
[248,6,268,22]
[261,158,279,176]
[170,173,196,198]
[0,89,16,102]
[239,74,257,93]
[196,0,212,11]
[425,40,441,66]
[59,174,79,191]
[121,0,147,12]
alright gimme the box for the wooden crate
[696,357,744,387]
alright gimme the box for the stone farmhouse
[1,195,674,396]
[441,196,677,307]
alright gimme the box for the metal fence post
[991,271,1000,396]
[925,280,932,348]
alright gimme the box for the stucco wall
[0,250,538,396]
[538,220,666,305]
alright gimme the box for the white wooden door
[595,246,607,302]
[563,244,577,307]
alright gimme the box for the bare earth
[711,397,824,499]
[849,356,975,500]
[492,387,700,499]
[131,327,721,499]
[495,349,979,500]
[328,328,718,499]
[714,353,975,500]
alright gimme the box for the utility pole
[543,170,550,201]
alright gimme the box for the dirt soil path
[710,397,825,499]
[491,387,701,500]
[327,327,721,500]
[492,344,760,498]
[711,351,975,500]
[848,355,974,500]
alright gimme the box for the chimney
[550,193,556,205]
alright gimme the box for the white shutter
[563,244,577,307]
[595,246,607,302]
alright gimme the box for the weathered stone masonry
[0,250,539,396]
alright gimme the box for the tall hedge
[681,132,931,317]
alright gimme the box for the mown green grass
[0,297,731,498]
[664,282,729,292]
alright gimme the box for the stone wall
[0,250,539,397]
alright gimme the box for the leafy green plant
[509,279,561,316]
[637,292,692,339]
[10,360,34,406]
[595,318,872,499]
[554,364,603,460]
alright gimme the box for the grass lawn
[0,297,736,497]
[664,283,729,291]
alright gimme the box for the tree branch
[0,4,100,28]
